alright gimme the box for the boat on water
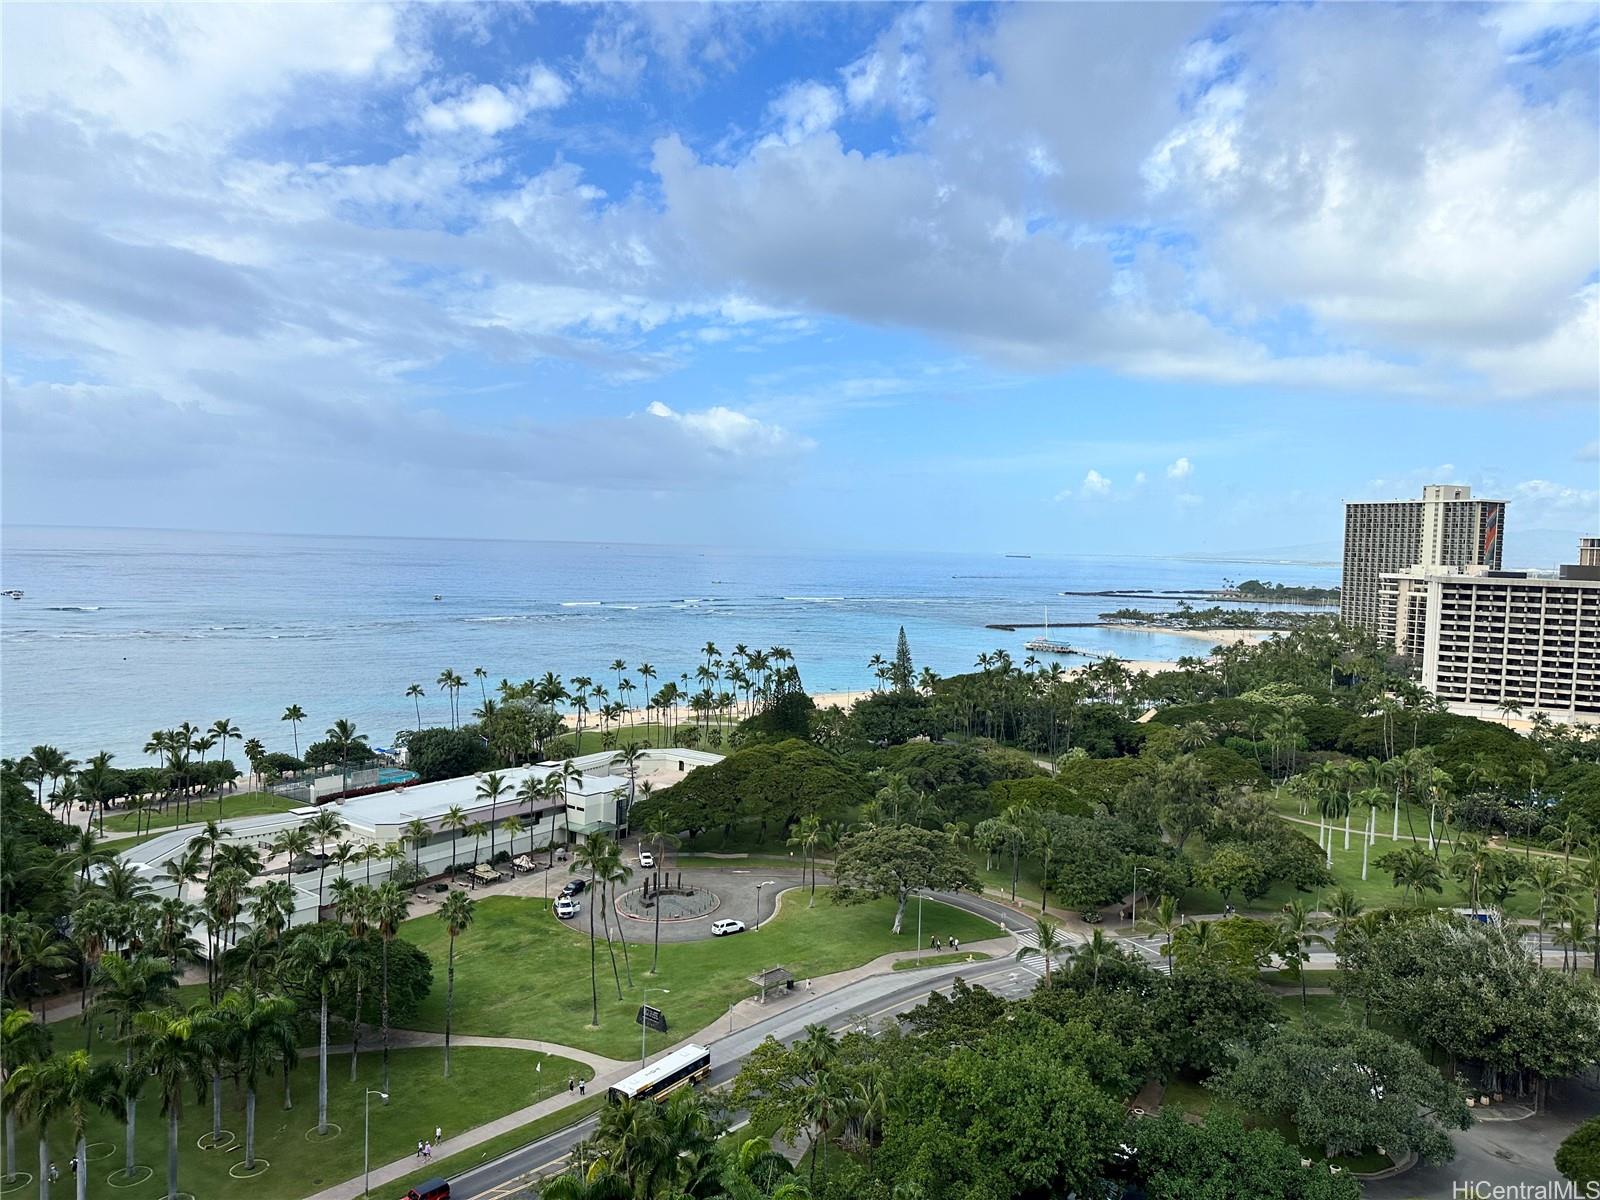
[2,590,23,599]
[1004,553,1032,559]
[1023,609,1073,656]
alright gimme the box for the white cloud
[1134,471,1149,486]
[1166,456,1193,480]
[644,401,811,457]
[764,81,844,146]
[1506,478,1600,526]
[416,64,568,136]
[1081,469,1113,497]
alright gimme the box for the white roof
[609,1044,710,1097]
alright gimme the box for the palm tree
[11,923,70,1018]
[438,890,475,1077]
[638,812,680,975]
[8,1049,115,1200]
[600,841,635,992]
[440,804,469,878]
[307,809,348,909]
[401,817,430,875]
[405,683,426,729]
[285,923,353,1134]
[1277,899,1330,1010]
[476,771,509,862]
[90,960,173,1184]
[131,1006,209,1200]
[1016,915,1066,985]
[324,719,368,797]
[370,882,411,1092]
[501,814,526,861]
[474,666,490,705]
[788,815,823,907]
[1528,860,1575,957]
[1143,895,1181,962]
[540,1168,632,1200]
[569,835,613,1027]
[218,986,296,1171]
[210,718,241,804]
[0,1008,50,1185]
[281,705,307,761]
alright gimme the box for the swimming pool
[377,767,419,786]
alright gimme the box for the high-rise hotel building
[1341,484,1505,633]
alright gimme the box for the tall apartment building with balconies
[1341,484,1505,633]
[1419,556,1600,721]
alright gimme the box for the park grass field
[399,891,1000,1058]
[97,790,300,835]
[18,1046,582,1200]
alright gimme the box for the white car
[710,919,746,937]
[554,897,580,920]
[639,850,655,868]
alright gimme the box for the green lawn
[19,1046,582,1200]
[399,892,1000,1058]
[98,791,300,835]
[892,951,993,971]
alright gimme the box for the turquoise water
[0,526,1336,759]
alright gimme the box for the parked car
[555,897,580,920]
[403,1179,449,1200]
[711,919,746,937]
[560,878,587,898]
[639,850,655,868]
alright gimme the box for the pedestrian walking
[951,936,959,951]
[435,1125,442,1143]
[417,1140,424,1159]
[423,1141,432,1161]
[579,1079,586,1095]
[48,1164,58,1183]
[567,1076,575,1093]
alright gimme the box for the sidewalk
[305,1029,630,1076]
[306,919,1026,1200]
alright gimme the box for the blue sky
[2,2,1597,563]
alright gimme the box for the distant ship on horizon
[1004,553,1032,559]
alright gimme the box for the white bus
[607,1044,712,1103]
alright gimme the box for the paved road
[449,892,1039,1199]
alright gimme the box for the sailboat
[1024,608,1073,655]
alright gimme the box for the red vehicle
[403,1179,449,1200]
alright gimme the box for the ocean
[0,526,1337,761]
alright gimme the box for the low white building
[118,747,722,927]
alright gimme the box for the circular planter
[104,1166,153,1190]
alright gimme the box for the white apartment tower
[1342,484,1505,633]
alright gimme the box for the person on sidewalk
[416,1140,424,1159]
[435,1125,442,1144]
[578,1079,586,1095]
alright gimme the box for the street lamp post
[363,1089,388,1198]
[916,892,924,961]
[1132,865,1151,929]
[754,880,776,931]
[640,986,670,1065]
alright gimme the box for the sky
[2,1,1597,564]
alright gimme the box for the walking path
[302,919,1024,1200]
[302,1030,631,1076]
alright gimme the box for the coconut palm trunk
[244,1088,257,1169]
[317,992,330,1133]
[166,1109,179,1200]
[74,1138,87,1200]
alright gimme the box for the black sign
[636,1004,668,1033]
